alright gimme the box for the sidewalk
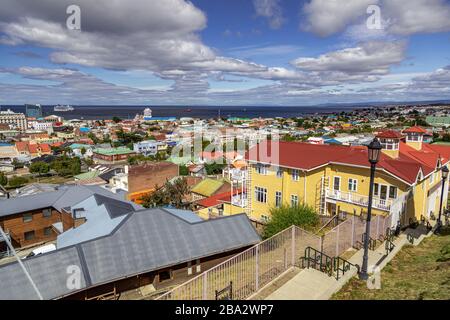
[263,229,431,300]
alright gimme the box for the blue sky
[1,0,450,106]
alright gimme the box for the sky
[1,0,450,106]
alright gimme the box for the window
[389,186,398,199]
[348,178,358,192]
[261,215,269,223]
[42,208,52,218]
[196,259,201,273]
[44,227,53,236]
[23,213,33,223]
[374,183,380,196]
[291,195,299,207]
[276,167,283,178]
[159,270,172,282]
[256,164,268,175]
[292,169,299,181]
[275,191,282,207]
[407,133,420,142]
[380,138,399,150]
[187,261,193,275]
[255,187,267,203]
[333,176,341,191]
[430,172,435,184]
[24,231,35,241]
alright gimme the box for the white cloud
[253,0,285,29]
[384,0,450,35]
[302,0,450,37]
[291,41,406,75]
[302,0,376,37]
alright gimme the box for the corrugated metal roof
[0,209,260,300]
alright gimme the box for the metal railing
[325,188,392,211]
[156,211,398,300]
[156,226,321,300]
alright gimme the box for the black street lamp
[435,165,449,234]
[359,138,382,280]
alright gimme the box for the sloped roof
[0,209,260,300]
[191,178,225,197]
[403,126,427,134]
[0,185,141,217]
[376,130,403,139]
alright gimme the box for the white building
[0,109,27,131]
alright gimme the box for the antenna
[0,226,43,300]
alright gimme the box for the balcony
[325,188,392,211]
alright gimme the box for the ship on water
[54,104,75,112]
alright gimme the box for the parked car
[24,244,56,259]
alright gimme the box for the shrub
[263,204,319,239]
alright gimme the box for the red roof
[376,130,403,139]
[403,126,427,134]
[246,140,450,185]
[196,190,242,208]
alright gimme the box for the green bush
[263,204,319,239]
[8,176,29,188]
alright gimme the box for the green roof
[74,170,100,180]
[426,116,450,126]
[191,178,225,197]
[93,147,135,156]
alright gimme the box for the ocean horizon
[0,104,368,120]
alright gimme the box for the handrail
[325,188,392,211]
[333,256,360,280]
[301,246,334,277]
[316,214,339,234]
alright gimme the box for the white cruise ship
[54,105,74,112]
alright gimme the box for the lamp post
[359,138,382,280]
[435,165,449,234]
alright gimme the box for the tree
[179,165,189,176]
[80,147,87,156]
[8,176,28,188]
[112,116,122,123]
[0,172,7,186]
[263,205,319,239]
[205,160,225,175]
[50,156,81,177]
[29,161,50,176]
[141,177,190,209]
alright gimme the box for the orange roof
[377,130,403,139]
[403,126,427,134]
[197,189,242,208]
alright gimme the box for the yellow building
[246,127,450,228]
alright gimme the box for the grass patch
[332,228,450,300]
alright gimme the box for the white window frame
[389,186,398,199]
[291,194,299,207]
[275,191,282,208]
[348,178,358,192]
[333,176,341,191]
[256,164,268,175]
[292,169,300,181]
[255,186,267,203]
[276,167,283,178]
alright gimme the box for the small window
[275,191,282,208]
[255,186,267,203]
[389,186,398,199]
[196,259,201,273]
[291,195,299,207]
[261,215,269,223]
[333,177,341,191]
[187,261,193,276]
[348,178,357,192]
[292,169,299,181]
[44,227,53,236]
[256,164,268,175]
[276,168,283,178]
[159,270,172,282]
[24,231,35,241]
[23,213,33,223]
[374,183,380,196]
[43,209,52,218]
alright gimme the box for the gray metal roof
[0,209,260,299]
[0,185,142,217]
